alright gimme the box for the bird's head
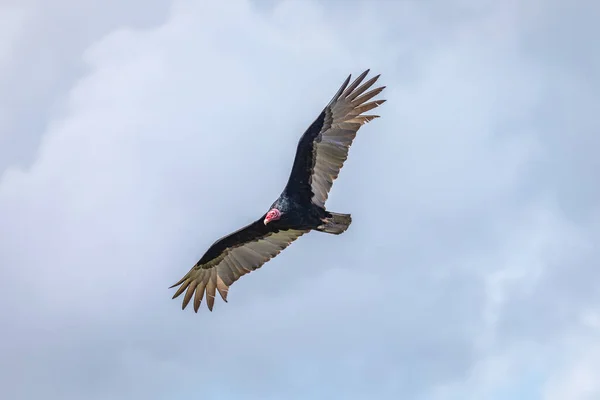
[264,208,281,225]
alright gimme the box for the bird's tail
[317,212,352,235]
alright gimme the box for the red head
[264,208,281,225]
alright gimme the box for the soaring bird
[170,70,386,312]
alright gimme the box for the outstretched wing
[170,217,308,312]
[285,69,386,208]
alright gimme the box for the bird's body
[171,69,386,312]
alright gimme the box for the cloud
[543,335,600,400]
[1,0,598,399]
[0,0,170,173]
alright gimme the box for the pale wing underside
[171,228,308,312]
[310,70,386,208]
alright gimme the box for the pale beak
[263,218,269,225]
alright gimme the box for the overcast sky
[1,0,599,399]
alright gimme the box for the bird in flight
[170,69,386,312]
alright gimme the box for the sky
[1,0,599,399]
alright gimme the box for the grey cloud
[1,1,599,399]
[0,0,170,173]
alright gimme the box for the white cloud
[1,0,598,399]
[0,0,170,172]
[544,342,600,400]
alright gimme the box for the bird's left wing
[170,218,308,312]
[285,69,386,208]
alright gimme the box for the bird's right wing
[170,218,308,312]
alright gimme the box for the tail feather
[317,212,352,235]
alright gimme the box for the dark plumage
[170,69,386,312]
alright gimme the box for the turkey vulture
[170,69,386,312]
